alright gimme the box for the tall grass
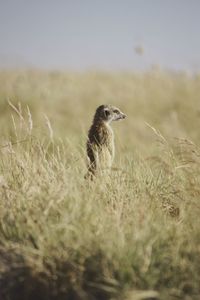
[0,69,200,299]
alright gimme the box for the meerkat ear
[104,108,110,118]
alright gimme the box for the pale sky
[0,0,200,71]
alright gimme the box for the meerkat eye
[113,109,119,114]
[104,109,110,117]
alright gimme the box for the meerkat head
[94,105,126,123]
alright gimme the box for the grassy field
[0,69,200,300]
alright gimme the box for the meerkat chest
[100,124,115,165]
[107,126,114,157]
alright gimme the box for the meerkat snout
[86,104,126,179]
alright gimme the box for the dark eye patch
[113,109,119,113]
[104,109,110,116]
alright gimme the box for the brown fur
[86,105,126,178]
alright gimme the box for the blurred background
[0,0,200,158]
[0,0,200,72]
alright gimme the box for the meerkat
[86,104,126,178]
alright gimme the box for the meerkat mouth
[115,113,126,121]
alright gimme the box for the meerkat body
[86,105,126,178]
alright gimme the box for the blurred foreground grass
[0,69,200,299]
